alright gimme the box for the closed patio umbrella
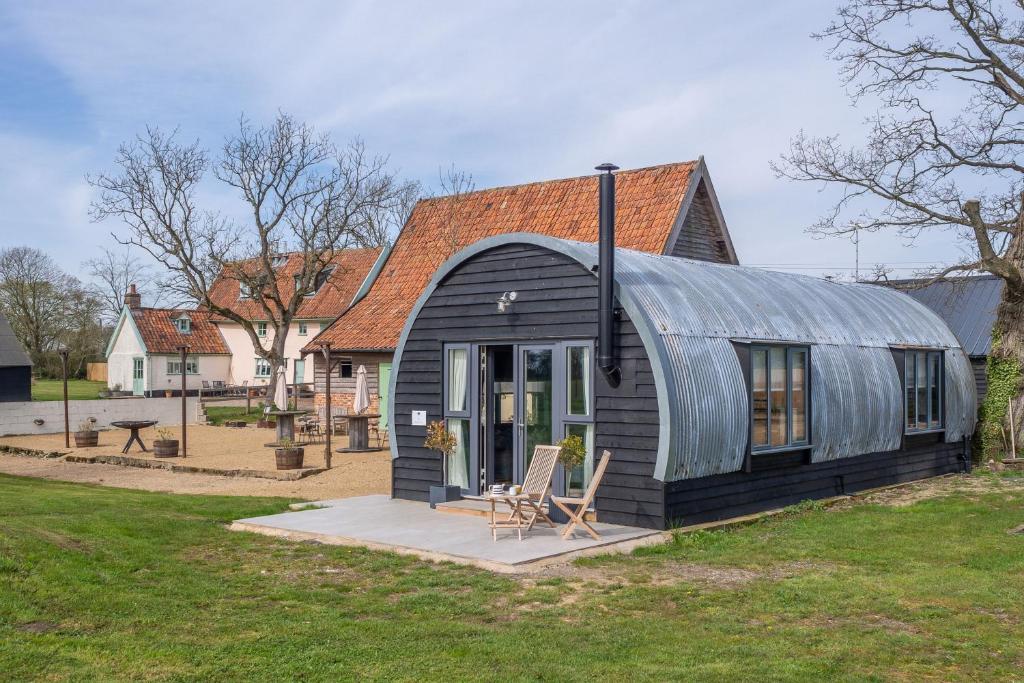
[273,366,288,411]
[353,365,370,414]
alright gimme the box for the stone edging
[63,453,325,481]
[0,444,66,459]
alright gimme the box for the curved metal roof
[390,234,977,482]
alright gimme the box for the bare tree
[89,113,414,404]
[433,164,476,259]
[356,177,422,248]
[774,0,1024,458]
[84,247,167,325]
[0,246,102,375]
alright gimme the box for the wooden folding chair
[515,444,561,530]
[488,444,560,539]
[550,450,612,540]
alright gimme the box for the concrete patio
[230,494,667,573]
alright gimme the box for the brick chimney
[124,284,142,310]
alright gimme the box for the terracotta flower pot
[153,439,179,458]
[73,431,98,448]
[275,447,304,470]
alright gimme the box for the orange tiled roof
[131,308,229,354]
[206,248,381,321]
[306,162,698,353]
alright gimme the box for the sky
[0,0,967,285]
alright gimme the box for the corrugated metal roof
[887,276,1003,357]
[390,234,977,483]
[0,313,31,368]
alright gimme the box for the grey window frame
[750,343,811,453]
[442,343,476,492]
[256,321,267,337]
[904,349,944,433]
[297,322,308,336]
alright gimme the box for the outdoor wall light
[496,291,517,313]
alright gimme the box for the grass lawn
[32,379,106,401]
[1,474,1023,681]
[205,405,265,425]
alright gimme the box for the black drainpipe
[596,162,620,385]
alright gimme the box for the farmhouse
[386,169,977,530]
[305,159,737,430]
[207,249,380,389]
[0,312,31,402]
[105,286,231,396]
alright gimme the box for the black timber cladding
[665,435,968,526]
[391,244,663,526]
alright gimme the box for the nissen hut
[388,168,977,530]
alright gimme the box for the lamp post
[177,345,189,458]
[320,342,332,469]
[59,349,70,448]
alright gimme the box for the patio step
[435,496,596,521]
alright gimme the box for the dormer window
[174,315,191,335]
[240,282,252,299]
[271,255,288,268]
[310,267,334,295]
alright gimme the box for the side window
[257,322,267,337]
[905,350,943,432]
[751,345,809,451]
[443,344,471,490]
[562,343,594,497]
[298,322,308,336]
[255,358,271,377]
[338,358,353,379]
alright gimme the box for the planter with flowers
[424,420,461,507]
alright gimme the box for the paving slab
[233,494,666,573]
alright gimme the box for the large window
[167,357,198,375]
[905,350,943,432]
[444,345,471,489]
[751,345,809,451]
[255,358,271,378]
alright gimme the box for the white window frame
[255,358,272,378]
[298,322,308,336]
[167,357,199,375]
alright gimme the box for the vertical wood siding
[391,244,663,525]
[668,180,731,263]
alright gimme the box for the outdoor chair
[488,444,560,539]
[550,450,613,540]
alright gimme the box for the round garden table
[267,410,307,446]
[110,420,158,454]
[336,413,382,453]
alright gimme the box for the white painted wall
[107,317,146,393]
[0,397,200,436]
[149,354,231,394]
[216,320,324,386]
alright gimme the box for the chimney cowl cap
[595,163,619,173]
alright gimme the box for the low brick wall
[0,397,201,436]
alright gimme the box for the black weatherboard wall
[391,243,664,526]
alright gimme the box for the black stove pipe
[596,162,619,382]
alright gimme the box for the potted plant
[274,437,304,470]
[153,428,179,458]
[552,434,587,523]
[424,420,461,508]
[73,420,99,448]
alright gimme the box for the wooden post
[321,342,332,469]
[178,345,189,458]
[59,349,70,448]
[1009,397,1017,459]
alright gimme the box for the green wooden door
[132,357,144,395]
[378,362,392,429]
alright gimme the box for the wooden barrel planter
[275,447,304,470]
[73,431,98,448]
[153,439,180,458]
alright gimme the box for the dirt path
[0,453,389,499]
